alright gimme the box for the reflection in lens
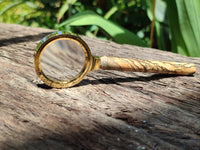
[41,38,85,81]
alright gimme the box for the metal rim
[34,31,93,88]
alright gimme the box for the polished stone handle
[100,56,196,75]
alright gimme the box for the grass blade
[167,0,200,57]
[176,0,200,57]
[57,0,77,23]
[166,0,188,55]
[104,5,118,19]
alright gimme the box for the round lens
[40,38,85,82]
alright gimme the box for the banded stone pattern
[100,56,196,75]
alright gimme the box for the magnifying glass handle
[100,56,196,75]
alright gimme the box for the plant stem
[150,0,156,48]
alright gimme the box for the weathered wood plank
[0,23,200,150]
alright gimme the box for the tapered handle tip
[178,63,196,75]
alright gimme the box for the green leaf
[166,0,188,55]
[176,0,200,57]
[155,22,166,50]
[195,0,200,16]
[167,0,200,57]
[0,0,4,4]
[0,0,24,16]
[25,1,38,9]
[147,0,166,22]
[57,10,146,46]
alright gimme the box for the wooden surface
[0,23,200,150]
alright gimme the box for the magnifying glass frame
[34,31,196,88]
[34,31,100,88]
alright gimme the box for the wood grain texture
[100,56,196,75]
[0,23,200,150]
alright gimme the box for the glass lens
[41,38,85,81]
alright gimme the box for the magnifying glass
[34,31,196,88]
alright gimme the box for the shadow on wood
[0,32,52,47]
[76,74,182,87]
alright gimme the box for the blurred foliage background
[0,0,199,57]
